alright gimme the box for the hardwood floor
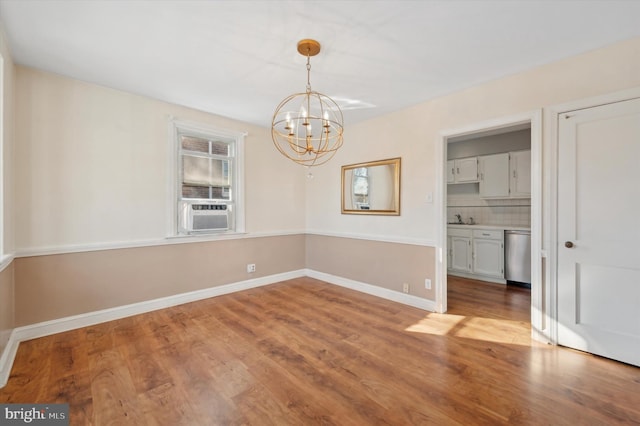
[1,276,639,425]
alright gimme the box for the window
[352,167,369,209]
[173,121,244,235]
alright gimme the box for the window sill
[165,231,248,243]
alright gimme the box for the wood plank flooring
[2,276,639,425]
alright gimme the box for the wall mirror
[341,157,401,215]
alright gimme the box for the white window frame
[168,119,245,237]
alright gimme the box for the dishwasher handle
[505,230,531,236]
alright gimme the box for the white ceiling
[1,0,640,127]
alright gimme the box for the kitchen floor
[447,274,531,324]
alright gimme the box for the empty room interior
[0,1,639,424]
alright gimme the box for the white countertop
[447,224,531,232]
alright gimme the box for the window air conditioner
[180,202,230,233]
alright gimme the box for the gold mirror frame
[341,157,401,215]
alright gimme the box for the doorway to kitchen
[436,111,543,339]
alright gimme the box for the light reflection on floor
[405,313,535,346]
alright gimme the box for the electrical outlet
[425,278,432,290]
[247,263,256,273]
[402,283,409,294]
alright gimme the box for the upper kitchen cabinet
[446,160,455,183]
[478,153,510,197]
[510,150,531,198]
[448,157,478,183]
[478,150,530,199]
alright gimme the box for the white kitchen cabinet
[510,150,531,197]
[472,229,504,279]
[448,157,478,183]
[448,226,507,284]
[479,153,510,198]
[454,157,478,182]
[448,228,472,272]
[446,160,455,183]
[477,150,531,199]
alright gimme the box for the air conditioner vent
[179,202,230,233]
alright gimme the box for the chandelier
[271,39,344,167]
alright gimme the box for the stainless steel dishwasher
[504,230,531,285]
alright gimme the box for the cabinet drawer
[473,229,503,240]
[448,228,473,238]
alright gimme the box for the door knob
[565,241,574,248]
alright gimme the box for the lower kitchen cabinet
[450,234,472,272]
[472,229,504,279]
[448,227,505,284]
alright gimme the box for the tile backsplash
[447,197,531,227]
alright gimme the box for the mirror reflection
[341,158,401,215]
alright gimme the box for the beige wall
[0,21,15,352]
[10,65,310,327]
[306,235,435,299]
[0,263,13,352]
[1,24,14,256]
[14,67,306,251]
[14,234,305,325]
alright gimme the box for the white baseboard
[12,269,306,343]
[448,270,507,285]
[0,268,435,388]
[305,269,437,312]
[0,330,19,388]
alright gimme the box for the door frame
[544,86,640,344]
[435,110,544,339]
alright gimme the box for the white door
[557,97,640,366]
